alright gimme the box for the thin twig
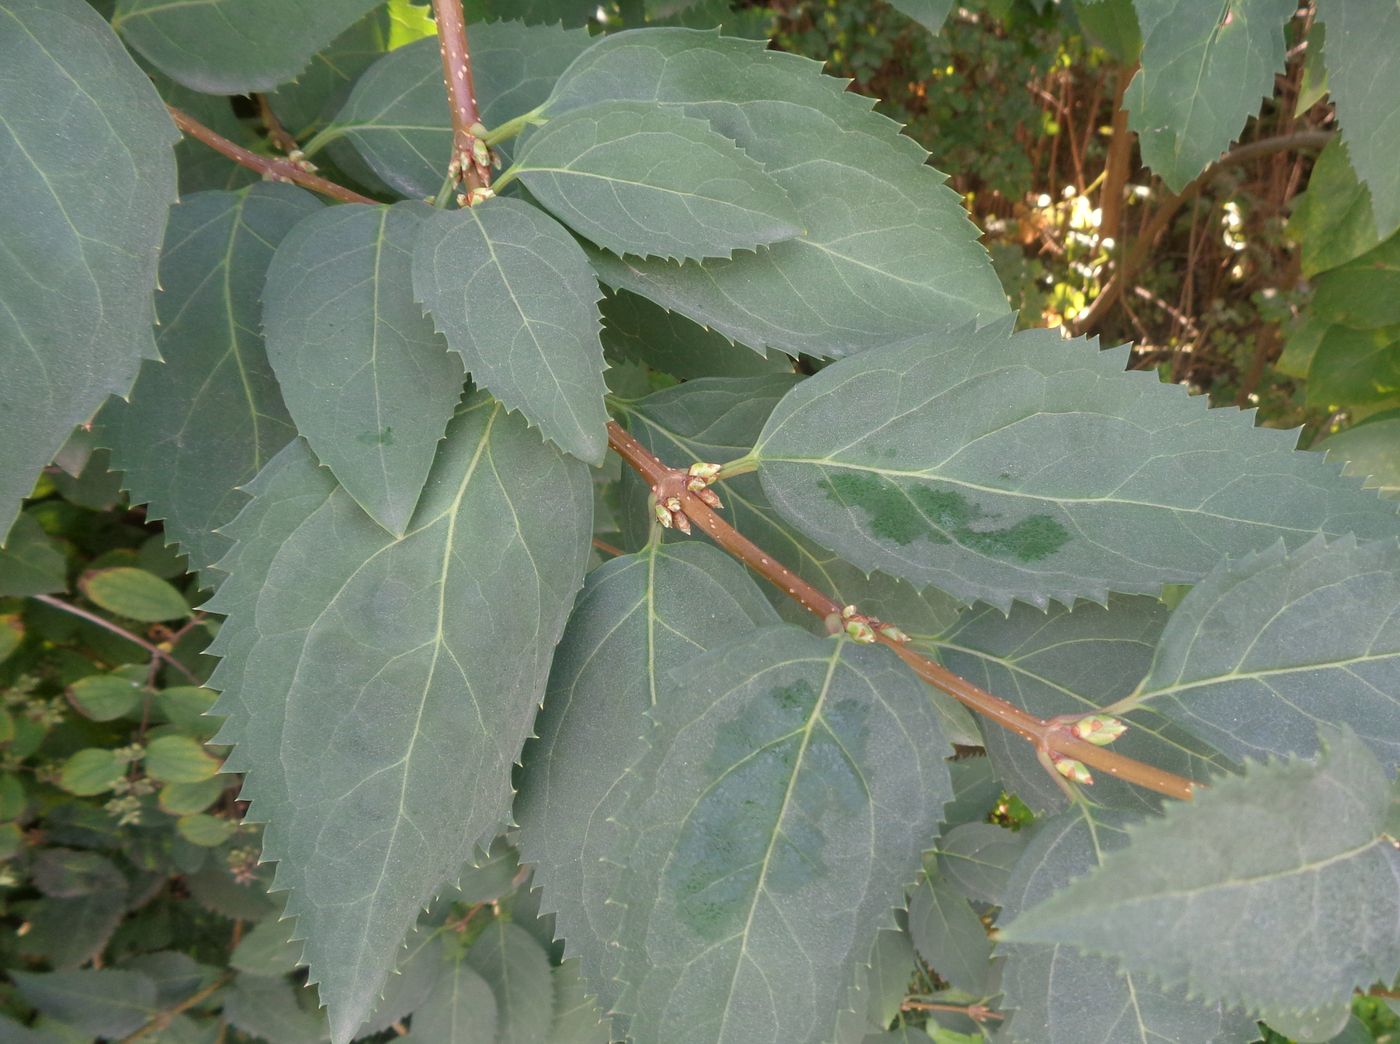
[254,94,300,155]
[432,0,492,195]
[604,421,1198,802]
[32,594,200,683]
[592,537,626,558]
[1069,130,1333,337]
[118,972,234,1042]
[167,106,375,206]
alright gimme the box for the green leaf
[1125,0,1295,191]
[97,185,323,582]
[177,813,238,846]
[1320,0,1400,236]
[513,100,801,260]
[1122,536,1400,773]
[1306,324,1400,412]
[752,322,1400,610]
[863,928,918,1030]
[68,672,144,722]
[412,200,608,464]
[906,874,993,995]
[159,777,226,816]
[16,889,128,970]
[145,734,221,783]
[607,626,953,1042]
[408,957,496,1043]
[465,921,554,1044]
[0,513,67,597]
[112,0,381,93]
[996,805,1255,1044]
[0,0,177,544]
[266,7,391,139]
[936,597,1229,814]
[1003,728,1400,1023]
[32,848,125,898]
[230,919,308,978]
[1313,232,1400,329]
[209,395,591,1044]
[154,75,260,195]
[1319,412,1400,496]
[547,29,1007,357]
[263,202,465,536]
[222,973,330,1044]
[11,969,157,1039]
[59,748,126,796]
[550,961,613,1044]
[80,567,188,622]
[601,289,791,379]
[1287,138,1395,277]
[516,540,780,1002]
[1075,0,1142,65]
[0,615,21,664]
[886,0,954,33]
[931,822,1028,906]
[1295,20,1328,114]
[616,377,967,670]
[328,24,592,200]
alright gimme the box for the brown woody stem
[432,0,492,194]
[605,420,1198,802]
[167,106,375,206]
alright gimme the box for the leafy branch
[31,593,199,684]
[431,0,492,201]
[604,420,1198,803]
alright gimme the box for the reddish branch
[167,106,375,206]
[432,0,492,196]
[606,422,1198,802]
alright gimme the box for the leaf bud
[468,121,488,139]
[845,618,877,643]
[471,138,492,170]
[1053,756,1093,785]
[664,496,683,513]
[1071,714,1128,745]
[653,502,673,529]
[841,604,859,620]
[672,511,692,536]
[687,462,722,481]
[878,623,911,643]
[696,488,723,510]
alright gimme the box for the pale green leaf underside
[937,596,1230,815]
[547,29,1007,357]
[1126,0,1295,191]
[99,185,322,582]
[112,0,381,94]
[753,321,1400,610]
[0,0,177,546]
[1128,536,1400,774]
[515,540,778,1016]
[207,394,591,1043]
[996,806,1254,1044]
[330,24,592,200]
[263,202,464,536]
[609,626,953,1043]
[412,199,608,465]
[515,99,801,260]
[1003,729,1400,1020]
[1321,0,1400,236]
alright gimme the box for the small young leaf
[67,673,144,722]
[329,24,592,199]
[906,874,993,995]
[144,735,220,783]
[80,568,188,623]
[59,748,126,796]
[546,29,1007,357]
[159,777,226,816]
[11,969,158,1039]
[1124,536,1400,774]
[513,100,801,260]
[177,813,239,847]
[608,627,953,1043]
[753,321,1400,609]
[263,202,465,536]
[465,921,553,1044]
[98,185,323,582]
[932,823,1028,906]
[412,200,609,464]
[1125,0,1295,191]
[407,957,497,1043]
[0,0,177,545]
[996,805,1256,1044]
[112,0,381,94]
[1001,728,1400,1023]
[1321,0,1400,235]
[1288,138,1394,277]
